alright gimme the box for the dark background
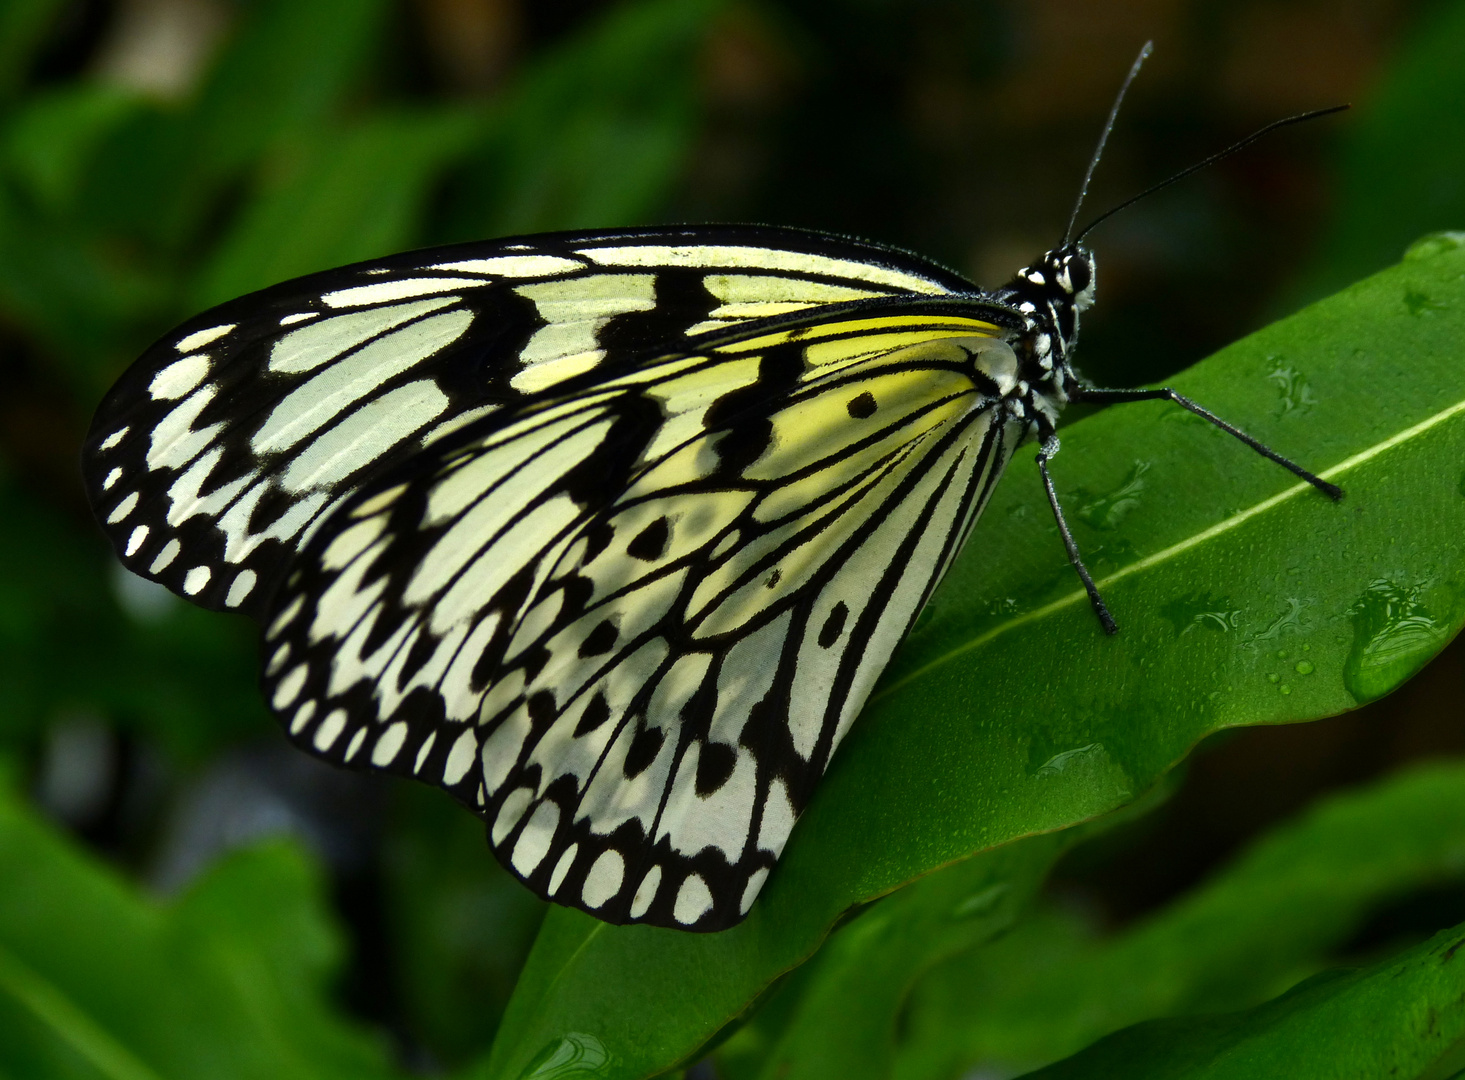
[1,0,1462,1069]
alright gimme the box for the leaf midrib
[873,393,1465,703]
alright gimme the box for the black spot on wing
[627,516,670,561]
[439,287,544,400]
[519,643,553,683]
[528,690,557,729]
[559,575,594,618]
[623,723,664,778]
[574,690,612,736]
[581,521,615,563]
[694,740,737,796]
[846,391,877,418]
[397,627,443,685]
[557,395,663,505]
[817,601,849,648]
[578,618,619,657]
[712,419,772,474]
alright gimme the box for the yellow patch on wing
[713,314,1003,358]
[744,365,976,483]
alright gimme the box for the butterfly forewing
[83,227,970,619]
[261,310,1022,929]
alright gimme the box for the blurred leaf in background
[0,777,403,1080]
[1289,0,1465,307]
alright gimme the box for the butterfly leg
[1036,435,1120,635]
[1076,386,1344,501]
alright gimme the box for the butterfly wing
[261,305,1026,929]
[84,226,972,619]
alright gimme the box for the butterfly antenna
[1063,41,1153,244]
[1074,104,1349,245]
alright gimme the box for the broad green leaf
[484,240,1465,1080]
[896,759,1465,1079]
[0,84,163,387]
[186,0,388,178]
[0,787,403,1080]
[196,108,483,308]
[714,832,1074,1080]
[715,784,1177,1080]
[1017,921,1465,1080]
[0,180,166,384]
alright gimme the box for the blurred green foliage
[2,1,1465,1079]
[1291,0,1465,307]
[0,783,402,1080]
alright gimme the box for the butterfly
[82,49,1343,930]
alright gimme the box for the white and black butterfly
[82,54,1342,930]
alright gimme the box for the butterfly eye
[1065,257,1091,295]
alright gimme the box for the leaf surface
[1019,921,1465,1080]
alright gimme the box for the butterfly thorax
[989,243,1096,438]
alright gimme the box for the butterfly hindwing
[84,226,971,619]
[261,308,1023,929]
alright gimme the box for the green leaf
[0,180,166,389]
[1292,0,1465,304]
[3,84,144,213]
[195,107,484,308]
[384,785,546,1067]
[0,786,403,1080]
[1016,922,1465,1080]
[441,0,720,239]
[896,759,1465,1079]
[484,240,1465,1080]
[80,0,389,249]
[714,832,1074,1080]
[186,0,389,178]
[716,786,1176,1080]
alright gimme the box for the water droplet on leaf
[519,1033,614,1079]
[1268,366,1317,418]
[1076,461,1150,531]
[1160,591,1240,637]
[1343,580,1449,703]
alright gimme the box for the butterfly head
[994,243,1096,402]
[1055,245,1096,312]
[1005,244,1096,316]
